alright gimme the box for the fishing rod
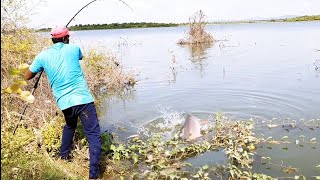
[13,0,132,135]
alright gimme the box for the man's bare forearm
[25,69,37,80]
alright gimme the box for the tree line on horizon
[38,22,182,32]
[37,15,320,32]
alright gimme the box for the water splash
[132,106,186,139]
[156,105,185,128]
[129,106,216,140]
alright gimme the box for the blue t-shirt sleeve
[29,55,44,73]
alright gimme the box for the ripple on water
[197,87,315,120]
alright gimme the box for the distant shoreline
[209,15,320,25]
[36,15,320,32]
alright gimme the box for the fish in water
[181,114,208,141]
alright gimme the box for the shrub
[178,10,214,45]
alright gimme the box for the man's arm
[25,69,37,80]
[26,54,44,80]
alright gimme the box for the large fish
[181,114,208,141]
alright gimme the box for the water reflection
[314,59,320,70]
[179,42,213,76]
[168,49,179,83]
[95,85,136,116]
[169,67,178,83]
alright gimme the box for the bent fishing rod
[13,0,132,135]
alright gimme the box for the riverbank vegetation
[36,15,320,32]
[38,22,181,32]
[283,15,320,22]
[211,15,320,24]
[1,0,136,179]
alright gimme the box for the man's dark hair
[52,35,69,44]
[52,38,64,43]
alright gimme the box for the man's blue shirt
[29,42,94,110]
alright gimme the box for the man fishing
[25,26,101,180]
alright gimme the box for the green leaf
[184,162,193,167]
[202,165,209,170]
[299,144,304,147]
[15,80,27,86]
[192,174,200,178]
[118,126,126,131]
[310,138,317,144]
[132,153,138,164]
[229,170,235,178]
[4,87,13,93]
[5,83,22,93]
[110,144,115,151]
[267,124,278,128]
[11,68,20,76]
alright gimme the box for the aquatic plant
[98,113,320,179]
[101,113,267,179]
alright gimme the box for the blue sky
[28,0,320,28]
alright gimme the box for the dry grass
[81,47,137,94]
[1,29,56,129]
[178,10,214,45]
[1,24,137,179]
[1,30,137,128]
[1,2,135,179]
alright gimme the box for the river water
[72,21,320,178]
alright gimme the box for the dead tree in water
[178,10,214,45]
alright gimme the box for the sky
[28,0,320,28]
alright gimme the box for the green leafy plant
[3,63,35,103]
